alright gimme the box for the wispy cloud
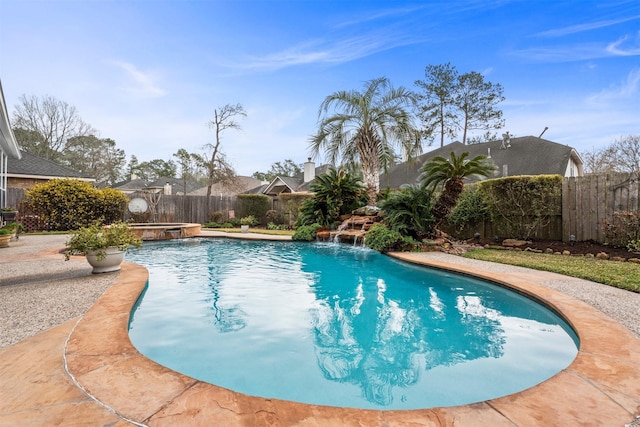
[507,43,612,63]
[225,32,422,72]
[606,32,640,56]
[587,68,640,104]
[333,5,427,29]
[112,61,167,98]
[534,15,640,38]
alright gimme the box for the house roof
[111,178,151,191]
[7,150,93,180]
[380,136,583,189]
[188,176,262,196]
[0,80,21,159]
[260,164,333,195]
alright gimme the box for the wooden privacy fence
[563,173,640,243]
[7,172,640,243]
[124,193,243,224]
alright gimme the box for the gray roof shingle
[8,150,92,179]
[380,136,582,189]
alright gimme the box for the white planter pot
[86,247,126,273]
[241,225,249,233]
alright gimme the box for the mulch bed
[473,238,639,261]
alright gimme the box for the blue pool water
[127,239,579,410]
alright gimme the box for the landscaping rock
[562,250,571,255]
[502,239,531,247]
[596,252,609,260]
[545,248,554,254]
[629,258,640,264]
[352,205,381,216]
[611,256,626,262]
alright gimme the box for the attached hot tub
[129,223,201,241]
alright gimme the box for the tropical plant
[65,222,142,261]
[296,169,369,228]
[420,151,494,225]
[379,185,435,239]
[309,77,421,203]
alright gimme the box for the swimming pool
[127,239,579,410]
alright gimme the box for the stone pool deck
[0,233,639,426]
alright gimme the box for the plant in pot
[240,215,256,233]
[0,227,13,248]
[1,206,18,222]
[65,222,142,273]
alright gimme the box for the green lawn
[464,249,640,293]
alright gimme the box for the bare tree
[583,135,640,175]
[203,103,246,210]
[611,135,640,175]
[12,94,95,160]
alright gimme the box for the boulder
[502,239,531,247]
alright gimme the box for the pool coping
[64,248,640,426]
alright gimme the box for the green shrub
[445,185,488,235]
[203,221,222,228]
[240,215,257,226]
[98,187,129,224]
[24,179,127,231]
[227,217,241,227]
[379,185,434,239]
[365,223,416,253]
[292,223,322,241]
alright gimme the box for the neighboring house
[112,176,200,195]
[0,80,21,208]
[189,176,262,197]
[251,158,332,196]
[113,175,261,197]
[6,150,94,190]
[380,135,584,190]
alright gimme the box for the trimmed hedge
[477,175,562,240]
[236,194,271,225]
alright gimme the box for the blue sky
[1,0,638,177]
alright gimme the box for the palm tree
[309,77,421,204]
[296,168,369,228]
[420,151,494,225]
